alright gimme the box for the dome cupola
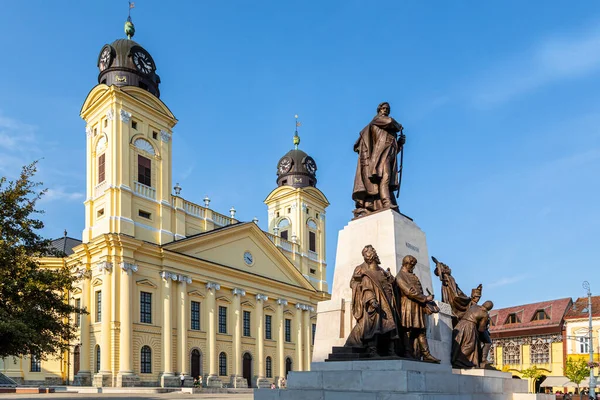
[276,116,318,188]
[97,18,161,98]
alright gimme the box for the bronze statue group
[344,245,493,369]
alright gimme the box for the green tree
[522,365,544,393]
[564,357,590,399]
[0,162,82,359]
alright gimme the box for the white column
[205,282,222,387]
[231,288,246,387]
[295,304,303,371]
[117,262,138,385]
[178,275,191,376]
[255,294,268,387]
[303,306,313,371]
[276,299,287,386]
[160,271,175,386]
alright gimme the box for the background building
[0,20,329,388]
[489,297,572,393]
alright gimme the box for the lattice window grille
[530,338,550,364]
[503,341,521,365]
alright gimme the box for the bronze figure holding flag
[352,102,405,219]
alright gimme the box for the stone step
[254,389,554,400]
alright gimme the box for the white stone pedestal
[313,210,434,362]
[254,359,553,400]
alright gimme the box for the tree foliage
[0,162,82,358]
[564,357,590,395]
[522,365,544,393]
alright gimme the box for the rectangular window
[138,210,151,219]
[152,131,158,140]
[140,292,152,324]
[97,208,105,218]
[191,301,200,330]
[137,155,151,187]
[312,323,316,345]
[74,299,81,327]
[132,121,137,130]
[98,153,105,183]
[243,311,251,337]
[30,354,41,372]
[265,315,272,340]
[218,306,227,334]
[285,319,291,342]
[309,231,316,252]
[96,291,102,322]
[280,230,288,240]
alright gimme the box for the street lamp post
[583,281,596,400]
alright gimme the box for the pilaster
[177,274,192,385]
[254,294,270,388]
[295,303,304,371]
[117,262,139,387]
[205,282,222,388]
[94,261,113,387]
[74,267,92,386]
[230,288,247,388]
[160,271,178,387]
[276,298,287,387]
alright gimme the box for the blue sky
[0,1,599,309]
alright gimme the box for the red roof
[489,297,572,338]
[564,296,600,320]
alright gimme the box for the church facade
[0,21,329,388]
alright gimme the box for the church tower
[264,123,330,293]
[80,19,177,244]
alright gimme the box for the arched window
[219,352,227,376]
[133,138,155,155]
[141,345,152,373]
[95,345,101,373]
[307,219,317,230]
[277,219,290,240]
[285,357,292,376]
[266,356,272,378]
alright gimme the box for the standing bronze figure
[433,256,482,326]
[395,255,440,363]
[345,245,400,357]
[451,301,494,369]
[352,102,406,218]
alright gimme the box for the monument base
[254,359,554,400]
[313,210,437,363]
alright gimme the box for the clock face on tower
[304,157,317,175]
[278,157,293,174]
[243,251,254,266]
[98,45,113,71]
[131,47,155,75]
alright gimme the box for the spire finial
[293,114,301,150]
[125,2,136,39]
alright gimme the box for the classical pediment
[136,279,158,289]
[72,287,82,295]
[164,222,315,292]
[188,290,205,298]
[92,278,103,287]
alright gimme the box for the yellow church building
[0,20,330,388]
